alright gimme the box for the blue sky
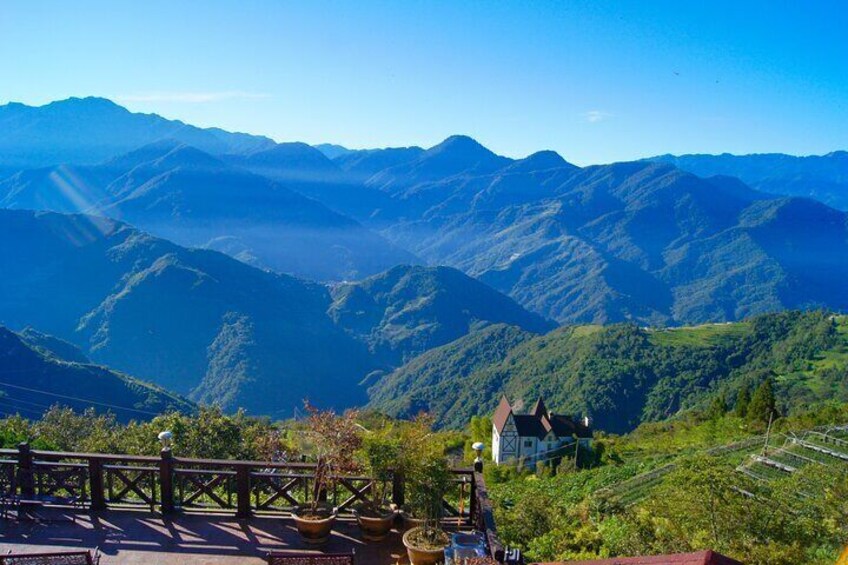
[1,1,846,164]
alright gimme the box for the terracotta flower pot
[402,526,449,565]
[354,506,396,542]
[291,506,337,545]
[400,510,426,531]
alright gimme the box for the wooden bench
[266,552,354,565]
[0,550,99,565]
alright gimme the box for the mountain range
[0,138,413,281]
[361,147,848,325]
[2,98,845,329]
[647,151,848,211]
[1,97,847,423]
[0,97,274,169]
[0,209,550,416]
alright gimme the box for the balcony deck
[0,445,507,564]
[0,508,428,564]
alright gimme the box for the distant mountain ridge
[646,151,848,210]
[0,97,275,168]
[0,140,415,281]
[366,135,514,197]
[2,97,847,328]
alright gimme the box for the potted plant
[394,415,437,530]
[292,401,362,545]
[402,451,452,565]
[353,433,400,541]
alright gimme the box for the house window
[523,440,533,448]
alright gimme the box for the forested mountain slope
[0,210,550,416]
[0,209,373,416]
[369,311,848,433]
[330,267,554,365]
[0,325,192,421]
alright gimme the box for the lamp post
[158,430,175,514]
[472,442,485,472]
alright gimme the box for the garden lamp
[472,442,485,463]
[158,430,173,450]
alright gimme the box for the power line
[0,402,42,418]
[0,394,55,411]
[0,380,161,416]
[0,399,45,419]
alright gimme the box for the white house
[492,395,591,467]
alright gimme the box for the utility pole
[762,411,774,457]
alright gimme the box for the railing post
[470,471,478,526]
[236,465,251,519]
[17,442,34,499]
[89,458,106,511]
[159,448,175,514]
[474,470,507,561]
[391,470,404,507]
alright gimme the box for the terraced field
[603,425,848,507]
[647,321,751,347]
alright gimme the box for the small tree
[393,413,440,516]
[407,450,452,548]
[303,401,362,515]
[360,431,401,513]
[747,379,777,425]
[735,385,751,418]
[707,392,727,421]
[253,428,294,463]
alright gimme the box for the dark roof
[493,396,592,439]
[549,414,592,439]
[493,395,513,433]
[512,414,547,437]
[531,397,548,417]
[535,550,743,565]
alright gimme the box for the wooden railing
[1,443,519,562]
[1,445,469,517]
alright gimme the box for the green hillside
[330,266,554,366]
[366,323,537,414]
[0,210,552,417]
[369,311,848,433]
[0,326,193,421]
[487,405,848,565]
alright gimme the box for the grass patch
[648,321,751,347]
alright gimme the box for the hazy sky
[2,1,846,164]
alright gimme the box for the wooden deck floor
[0,508,419,564]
